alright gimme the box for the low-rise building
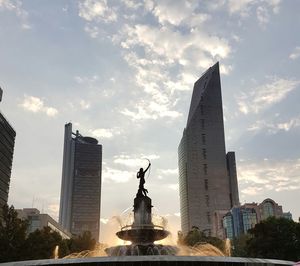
[17,208,71,239]
[223,198,292,240]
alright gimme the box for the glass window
[202,134,206,144]
[202,148,207,159]
[204,179,208,190]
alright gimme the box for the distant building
[259,198,283,221]
[59,123,102,241]
[0,88,16,220]
[178,62,239,237]
[283,212,293,220]
[223,198,291,239]
[16,208,71,239]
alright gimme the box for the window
[207,212,211,223]
[204,179,208,190]
[202,148,207,159]
[205,195,209,207]
[201,119,205,129]
[201,134,206,144]
[203,164,207,175]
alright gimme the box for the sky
[0,0,300,244]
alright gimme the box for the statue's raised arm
[143,162,151,174]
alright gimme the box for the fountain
[105,175,178,255]
[0,161,295,265]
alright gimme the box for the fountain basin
[117,226,169,243]
[0,256,294,266]
[105,244,178,256]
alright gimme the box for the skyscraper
[178,62,239,237]
[59,123,102,241]
[0,88,16,220]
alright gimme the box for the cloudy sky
[1,0,300,243]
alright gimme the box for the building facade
[17,208,71,239]
[59,123,102,241]
[0,88,16,220]
[178,62,239,237]
[223,198,292,239]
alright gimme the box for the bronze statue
[137,161,151,197]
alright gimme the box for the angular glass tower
[0,89,16,220]
[178,62,239,237]
[59,123,102,241]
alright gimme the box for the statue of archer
[137,160,151,197]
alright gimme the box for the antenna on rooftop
[32,196,35,208]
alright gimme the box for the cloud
[89,128,115,139]
[115,22,231,120]
[120,24,231,62]
[238,159,300,196]
[168,184,179,190]
[0,0,31,29]
[78,0,117,23]
[227,0,281,26]
[248,116,300,133]
[100,218,109,224]
[241,186,263,196]
[237,77,300,114]
[160,168,178,175]
[289,46,300,60]
[121,101,182,121]
[20,95,58,117]
[121,0,143,10]
[146,0,210,27]
[46,203,60,220]
[113,154,159,168]
[80,100,91,110]
[74,75,99,84]
[102,166,134,183]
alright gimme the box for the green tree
[231,234,252,257]
[0,205,28,262]
[68,231,96,253]
[246,217,300,261]
[182,226,225,252]
[23,226,64,260]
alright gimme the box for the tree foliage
[0,205,28,262]
[67,231,96,253]
[246,217,300,261]
[0,205,97,262]
[22,227,64,260]
[182,226,225,252]
[231,234,252,257]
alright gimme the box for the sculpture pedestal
[133,195,152,228]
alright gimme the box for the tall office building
[178,62,239,237]
[59,123,102,241]
[0,88,16,220]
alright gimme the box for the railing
[120,224,165,231]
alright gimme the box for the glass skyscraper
[59,123,102,241]
[178,62,239,237]
[0,89,16,220]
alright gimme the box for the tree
[246,217,300,261]
[23,226,64,260]
[0,205,28,262]
[182,226,225,253]
[67,231,96,253]
[231,234,252,257]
